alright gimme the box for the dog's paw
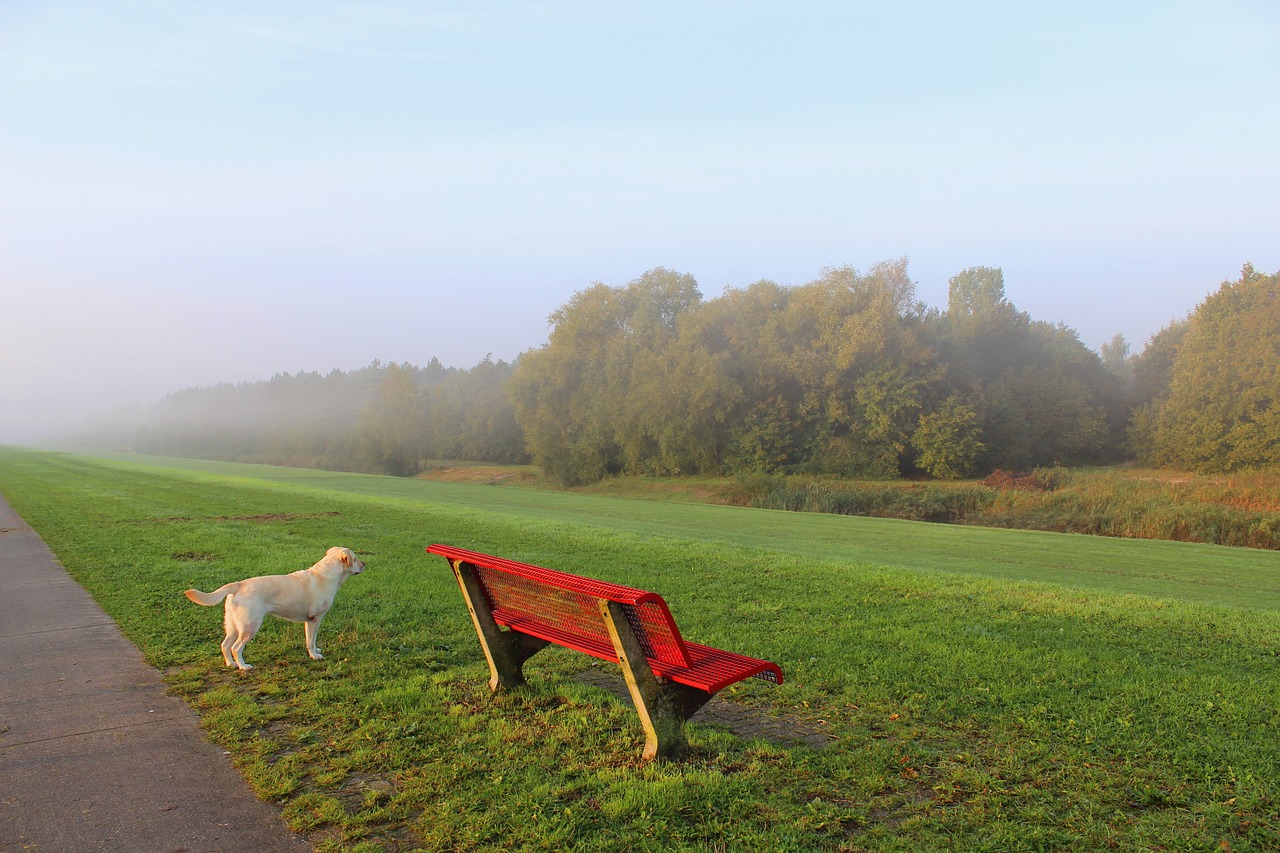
[238,662,254,670]
[309,651,324,660]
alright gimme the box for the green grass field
[1,447,1277,851]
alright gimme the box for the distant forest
[75,261,1279,483]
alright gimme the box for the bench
[426,544,783,760]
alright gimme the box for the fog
[0,273,544,445]
[3,2,1278,447]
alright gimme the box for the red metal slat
[493,610,619,663]
[653,642,785,693]
[478,565,694,669]
[428,544,693,668]
[427,545,660,606]
[624,601,689,668]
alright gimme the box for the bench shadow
[573,665,833,751]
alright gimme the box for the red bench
[426,544,783,760]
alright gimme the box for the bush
[726,468,1280,550]
[749,479,994,523]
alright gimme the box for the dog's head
[327,546,365,576]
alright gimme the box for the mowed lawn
[1,447,1277,852]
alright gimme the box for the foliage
[1125,319,1189,464]
[359,363,424,476]
[1,449,1277,852]
[933,267,1124,471]
[78,357,527,476]
[64,261,1280,480]
[512,260,1125,484]
[1147,264,1280,472]
[510,268,702,485]
[910,397,984,479]
[725,466,1280,550]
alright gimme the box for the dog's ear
[338,548,352,566]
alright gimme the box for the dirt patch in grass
[172,550,218,562]
[863,786,940,832]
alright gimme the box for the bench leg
[598,600,714,761]
[449,559,550,692]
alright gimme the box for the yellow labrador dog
[184,546,365,670]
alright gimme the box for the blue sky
[2,1,1277,443]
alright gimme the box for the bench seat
[493,608,780,694]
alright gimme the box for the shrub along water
[736,467,1280,549]
[750,479,994,523]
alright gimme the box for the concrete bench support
[449,557,550,691]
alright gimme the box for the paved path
[0,492,311,853]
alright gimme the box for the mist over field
[3,3,1277,447]
[54,262,1280,496]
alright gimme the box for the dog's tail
[183,583,241,607]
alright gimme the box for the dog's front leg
[304,614,323,660]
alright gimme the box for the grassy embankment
[1,447,1277,851]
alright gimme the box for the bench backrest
[426,544,693,669]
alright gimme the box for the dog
[184,546,365,670]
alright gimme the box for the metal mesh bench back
[428,545,693,669]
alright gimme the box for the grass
[411,462,1280,550]
[1,447,1278,851]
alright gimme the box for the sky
[2,1,1278,445]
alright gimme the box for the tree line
[78,261,1278,482]
[84,357,525,475]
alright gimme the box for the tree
[935,268,1123,470]
[1151,264,1280,472]
[939,266,1031,387]
[783,260,937,477]
[613,268,703,472]
[1001,363,1110,466]
[847,362,929,477]
[686,280,803,474]
[947,265,1011,318]
[1126,319,1189,464]
[359,362,425,476]
[911,397,984,479]
[426,356,526,463]
[510,268,703,485]
[1099,333,1132,386]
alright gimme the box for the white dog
[184,546,365,670]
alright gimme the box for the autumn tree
[1148,265,1280,471]
[910,397,984,479]
[721,260,938,476]
[935,267,1121,469]
[692,281,795,471]
[1124,319,1188,463]
[510,268,702,485]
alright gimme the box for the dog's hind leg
[220,632,237,668]
[219,600,237,667]
[304,614,324,660]
[226,600,264,670]
[228,626,259,670]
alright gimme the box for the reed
[742,467,1280,549]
